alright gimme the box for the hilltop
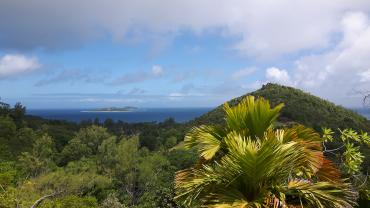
[191,83,370,132]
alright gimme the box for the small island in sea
[81,106,138,112]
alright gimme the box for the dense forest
[194,84,370,131]
[0,84,369,207]
[0,101,196,207]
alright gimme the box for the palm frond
[284,125,324,175]
[176,133,307,206]
[315,158,342,183]
[176,96,358,208]
[224,96,284,139]
[184,125,226,160]
[287,179,358,208]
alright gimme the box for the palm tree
[175,96,357,207]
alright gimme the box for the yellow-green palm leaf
[224,96,284,139]
[177,95,357,207]
[176,133,357,207]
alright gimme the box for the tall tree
[18,134,55,177]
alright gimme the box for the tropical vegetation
[176,96,369,207]
[0,84,369,207]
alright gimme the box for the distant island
[81,106,138,112]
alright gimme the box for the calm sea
[26,108,370,123]
[27,108,213,123]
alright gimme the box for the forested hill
[191,83,370,132]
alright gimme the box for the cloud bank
[264,12,370,106]
[1,0,370,58]
[2,1,370,107]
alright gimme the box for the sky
[1,0,370,108]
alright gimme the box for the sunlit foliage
[176,96,360,207]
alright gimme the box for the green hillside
[192,83,370,132]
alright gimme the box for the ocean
[27,107,370,123]
[27,108,213,123]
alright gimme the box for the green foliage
[224,95,284,138]
[100,193,125,208]
[184,125,225,160]
[184,96,285,161]
[33,169,112,199]
[0,103,188,207]
[0,116,16,160]
[43,195,98,208]
[193,83,370,132]
[0,186,98,208]
[164,136,178,149]
[177,96,358,207]
[323,128,369,174]
[343,142,364,174]
[322,128,334,142]
[114,136,176,206]
[167,149,197,170]
[139,128,161,151]
[60,125,111,164]
[0,116,39,160]
[10,102,26,128]
[18,134,56,177]
[97,136,119,175]
[0,162,17,188]
[2,85,368,207]
[321,127,370,205]
[0,116,16,139]
[0,182,48,208]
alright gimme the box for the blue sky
[1,1,370,108]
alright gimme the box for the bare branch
[0,183,5,192]
[323,144,345,153]
[30,191,61,208]
[349,87,370,107]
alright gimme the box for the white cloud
[231,67,257,80]
[1,1,370,58]
[264,11,370,106]
[169,92,184,97]
[359,69,370,82]
[152,65,164,76]
[0,54,41,79]
[3,1,370,107]
[265,67,292,85]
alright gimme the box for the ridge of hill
[191,83,370,132]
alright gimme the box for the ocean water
[26,107,370,123]
[27,108,213,123]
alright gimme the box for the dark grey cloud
[0,1,102,50]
